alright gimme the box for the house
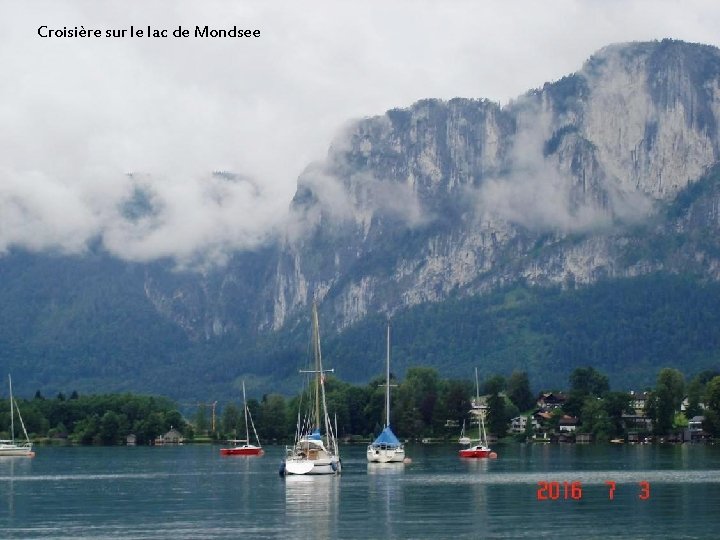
[509,415,540,434]
[622,413,653,432]
[126,434,137,446]
[682,416,710,443]
[533,410,553,427]
[155,427,184,445]
[681,398,706,413]
[536,392,567,410]
[624,391,653,432]
[629,391,651,414]
[558,415,579,433]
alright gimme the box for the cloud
[1,0,719,264]
[473,104,610,231]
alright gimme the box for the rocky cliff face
[249,40,720,332]
[145,39,720,337]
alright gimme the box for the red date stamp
[536,481,650,500]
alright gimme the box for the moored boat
[458,368,494,459]
[220,380,263,456]
[367,320,405,464]
[281,303,341,476]
[220,442,263,456]
[0,375,35,458]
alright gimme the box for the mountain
[2,39,720,400]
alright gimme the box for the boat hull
[0,444,34,457]
[220,446,263,456]
[366,445,405,463]
[459,445,492,459]
[284,456,341,475]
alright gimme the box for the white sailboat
[220,380,263,456]
[367,320,405,463]
[281,303,341,476]
[0,375,34,457]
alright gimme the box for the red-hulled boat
[220,380,264,457]
[220,441,264,456]
[458,368,496,460]
[459,443,492,459]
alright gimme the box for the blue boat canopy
[372,426,401,446]
[308,429,322,440]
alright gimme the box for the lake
[1,443,720,538]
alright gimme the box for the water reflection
[284,475,340,537]
[0,457,32,518]
[459,457,490,473]
[367,462,404,538]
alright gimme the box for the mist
[2,0,718,266]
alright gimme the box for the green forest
[4,363,720,445]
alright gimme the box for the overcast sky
[2,0,719,265]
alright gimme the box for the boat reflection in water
[367,458,405,538]
[284,474,340,536]
[0,454,32,518]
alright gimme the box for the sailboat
[0,375,35,458]
[367,320,405,463]
[458,368,493,459]
[281,303,341,476]
[220,380,263,456]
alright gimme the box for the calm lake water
[1,443,720,538]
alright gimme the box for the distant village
[490,389,708,444]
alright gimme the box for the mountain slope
[2,39,720,400]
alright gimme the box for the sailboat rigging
[0,375,35,457]
[367,320,405,463]
[220,380,263,456]
[280,302,341,476]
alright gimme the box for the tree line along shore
[3,366,720,446]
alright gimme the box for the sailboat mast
[475,367,482,441]
[312,303,321,431]
[385,320,391,428]
[242,380,250,443]
[8,374,14,444]
[475,367,488,445]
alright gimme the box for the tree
[570,366,609,397]
[99,411,121,444]
[395,367,440,437]
[685,377,704,419]
[703,376,720,436]
[193,404,209,434]
[581,397,612,441]
[258,394,288,441]
[566,366,610,417]
[439,379,473,434]
[648,368,685,435]
[221,403,242,437]
[136,412,165,444]
[602,392,632,437]
[482,375,506,395]
[507,371,534,412]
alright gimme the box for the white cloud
[1,0,719,264]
